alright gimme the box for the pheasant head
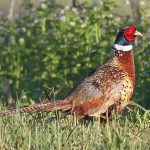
[113,26,142,51]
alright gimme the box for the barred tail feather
[0,100,72,116]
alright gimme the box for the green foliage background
[0,0,149,107]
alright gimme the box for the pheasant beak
[134,30,142,36]
[134,30,142,46]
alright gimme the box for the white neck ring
[112,44,133,51]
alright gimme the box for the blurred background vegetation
[0,0,149,108]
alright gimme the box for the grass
[0,102,150,150]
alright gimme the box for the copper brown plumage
[0,26,142,118]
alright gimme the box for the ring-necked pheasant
[0,26,142,118]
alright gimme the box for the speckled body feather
[64,50,135,117]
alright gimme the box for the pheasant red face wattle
[123,26,142,42]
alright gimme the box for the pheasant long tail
[0,100,72,116]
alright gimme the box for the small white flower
[76,63,81,67]
[102,14,105,18]
[99,1,103,5]
[72,8,78,14]
[60,45,65,48]
[34,19,38,24]
[125,0,130,5]
[41,3,47,10]
[93,7,98,11]
[60,9,65,15]
[69,21,76,26]
[47,46,51,51]
[19,37,25,45]
[140,1,145,5]
[22,27,26,32]
[65,6,70,10]
[81,23,86,28]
